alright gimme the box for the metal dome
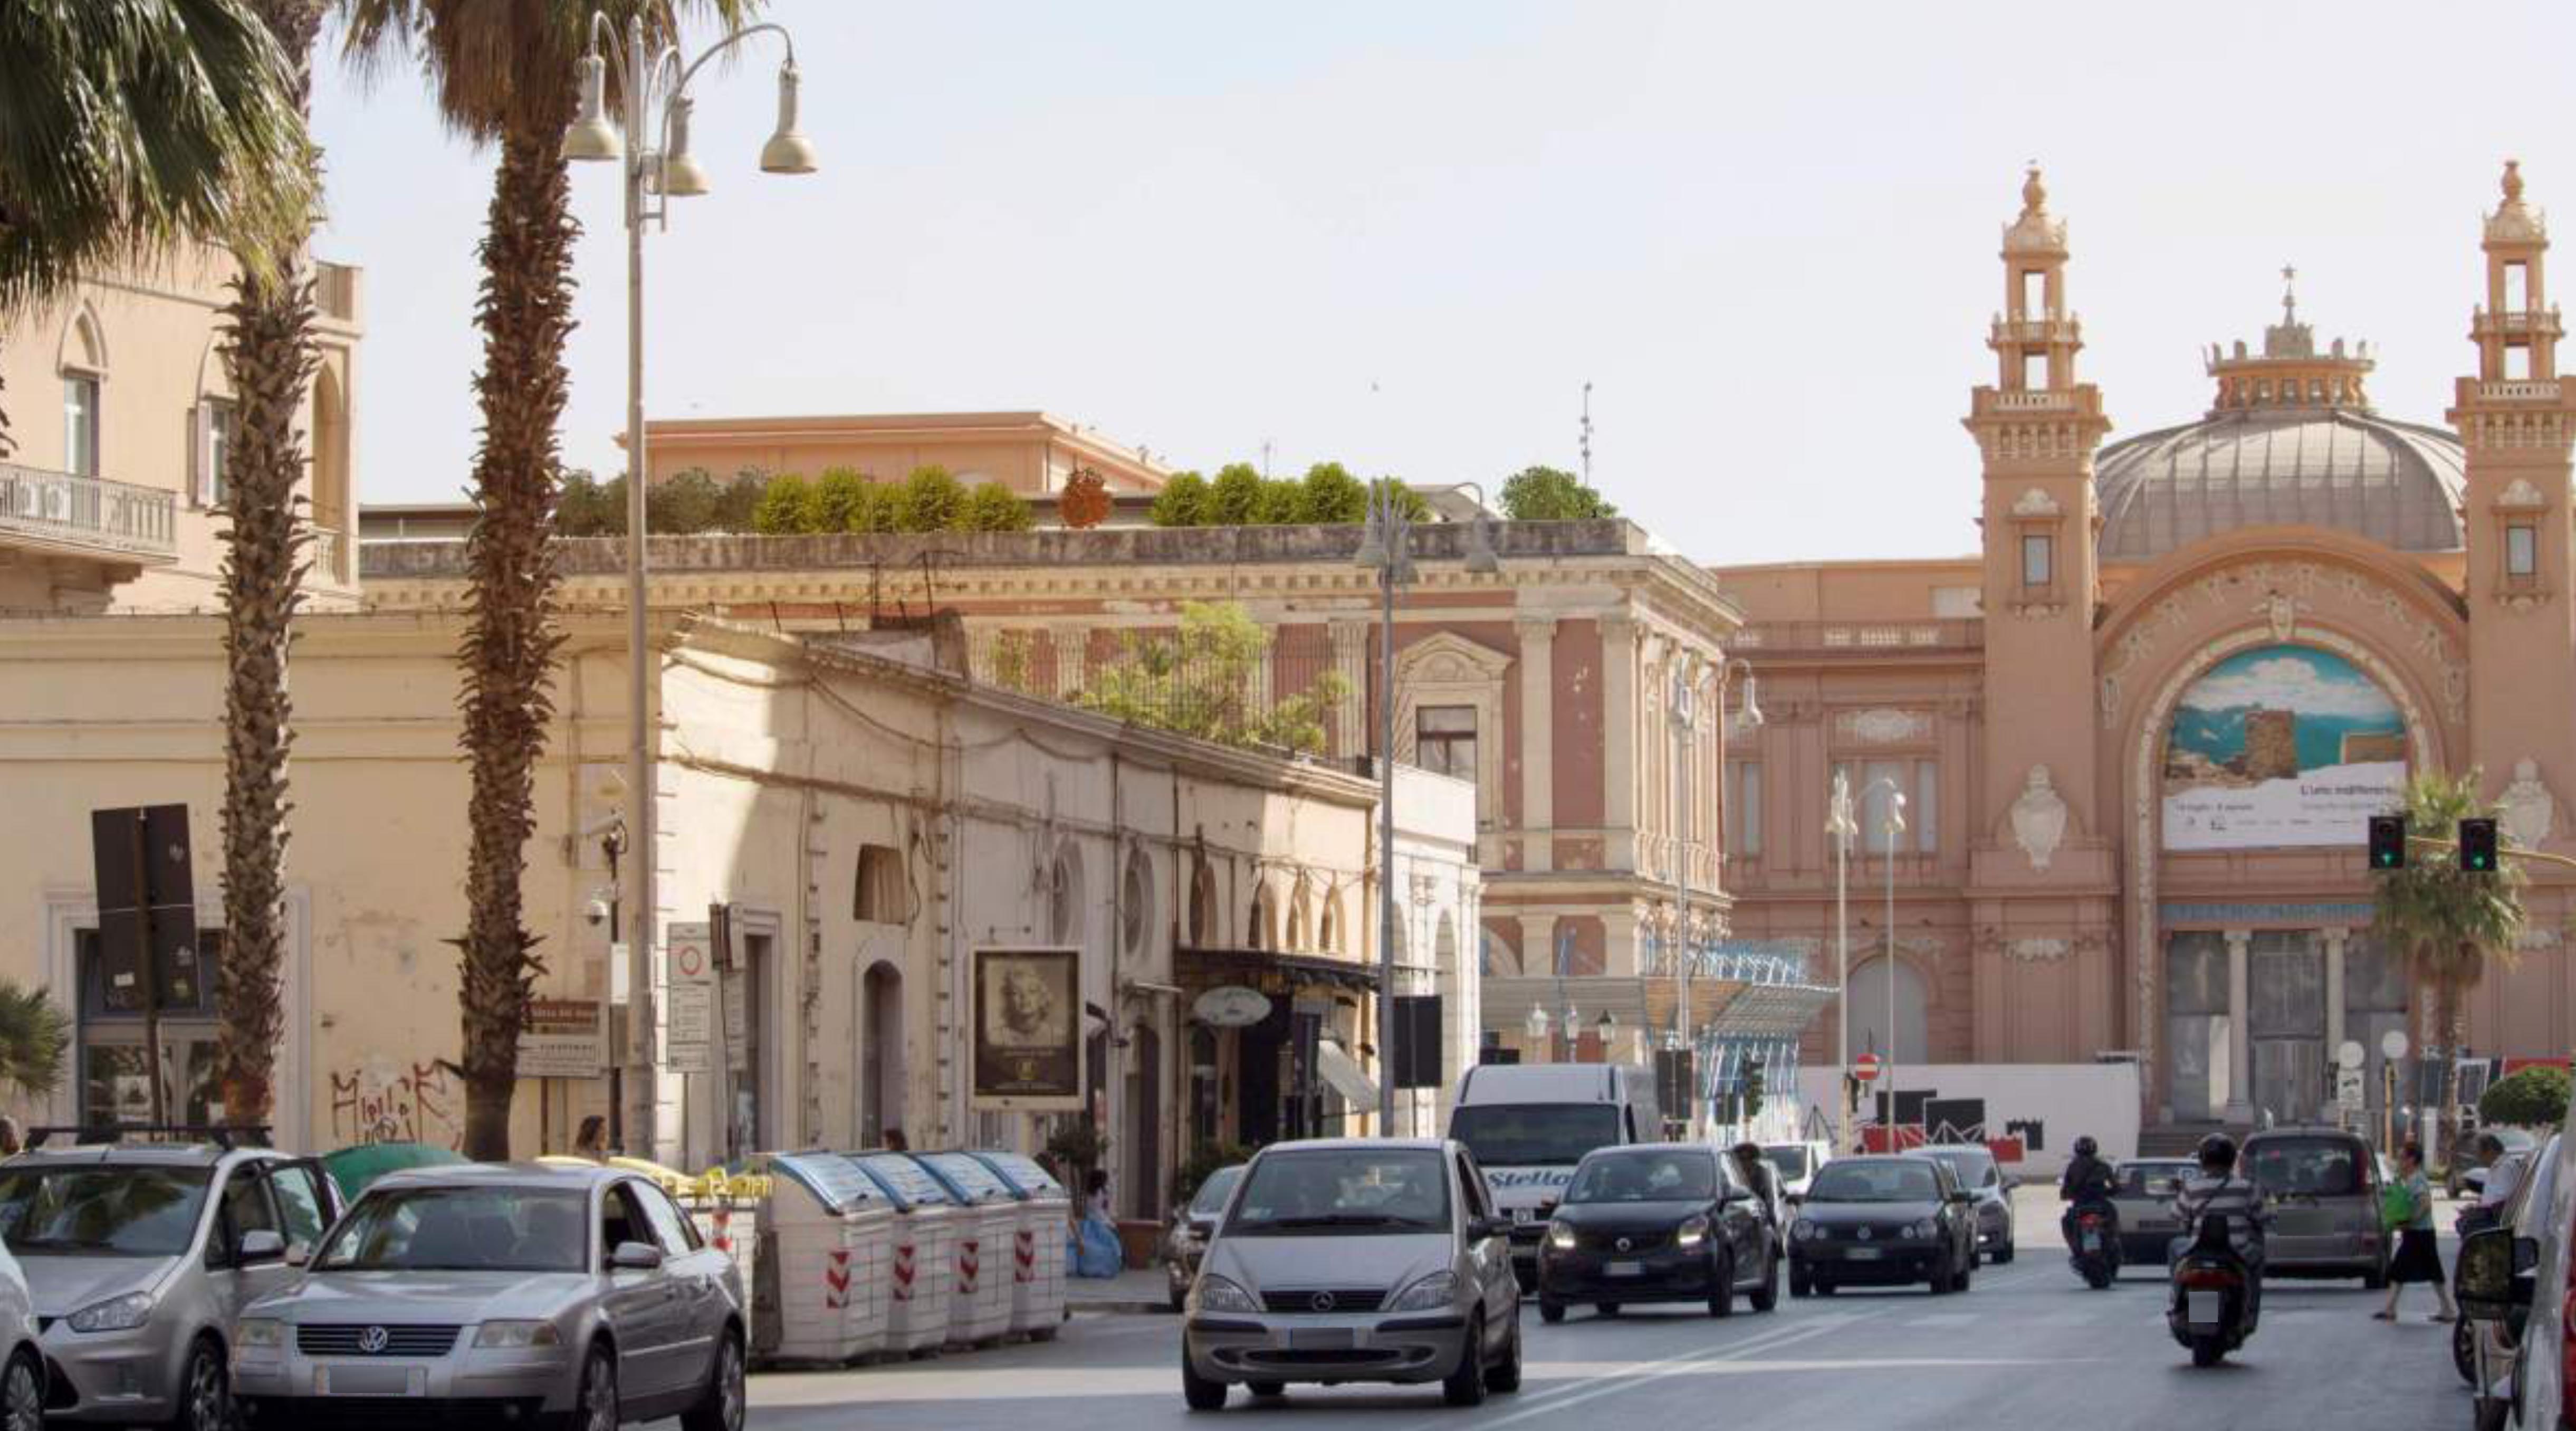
[2095,405,2465,561]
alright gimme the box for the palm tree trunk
[453,118,577,1161]
[214,0,321,1133]
[2434,972,2464,1171]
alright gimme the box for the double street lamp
[565,12,817,1161]
[1669,656,1759,1138]
[1826,770,1905,1154]
[1357,482,1498,1137]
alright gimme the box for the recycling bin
[682,1167,769,1295]
[908,1152,1021,1347]
[753,1153,894,1365]
[967,1150,1069,1339]
[845,1151,959,1355]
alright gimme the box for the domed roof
[2096,280,2465,561]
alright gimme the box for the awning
[1177,946,1381,993]
[1317,1039,1382,1106]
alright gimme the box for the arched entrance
[859,961,904,1146]
[1847,956,1927,1064]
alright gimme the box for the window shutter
[189,403,213,508]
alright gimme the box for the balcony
[0,464,178,564]
[1989,316,2082,347]
[311,528,348,583]
[1732,619,1983,654]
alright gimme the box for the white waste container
[755,1154,895,1366]
[909,1152,1021,1347]
[846,1152,960,1356]
[967,1150,1069,1339]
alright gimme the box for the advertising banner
[2162,645,2406,850]
[518,998,606,1079]
[972,946,1083,1110]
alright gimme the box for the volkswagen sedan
[1786,1155,1979,1297]
[232,1163,744,1431]
[1536,1143,1779,1320]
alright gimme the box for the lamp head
[1462,517,1501,574]
[759,59,820,175]
[562,51,624,163]
[659,97,711,197]
[1737,672,1764,729]
[1353,523,1389,570]
[1524,1004,1549,1041]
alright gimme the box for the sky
[312,0,2576,566]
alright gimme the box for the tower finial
[2020,163,2046,219]
[2505,158,2526,204]
[2281,263,2298,325]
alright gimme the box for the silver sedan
[231,1163,743,1431]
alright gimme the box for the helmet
[2073,1135,2099,1158]
[2196,1132,2238,1172]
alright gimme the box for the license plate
[1605,1260,1643,1277]
[2141,1220,2175,1233]
[2186,1291,2221,1328]
[2081,1232,2102,1252]
[1512,1208,1534,1224]
[1845,1247,1882,1261]
[315,1365,426,1397]
[1288,1328,1354,1352]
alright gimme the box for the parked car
[232,1161,743,1431]
[1905,1144,2016,1263]
[1536,1143,1779,1322]
[2109,1158,2199,1266]
[2460,1132,2557,1426]
[0,1131,337,1431]
[2240,1127,2387,1286]
[1164,1165,1246,1311]
[1180,1138,1521,1410]
[0,1218,46,1429]
[1760,1141,1832,1200]
[1785,1154,1979,1298]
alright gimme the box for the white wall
[1793,1062,2142,1175]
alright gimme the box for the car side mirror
[285,1242,310,1268]
[2003,1177,2021,1191]
[1722,1187,1753,1204]
[1783,1192,1804,1206]
[237,1229,287,1265]
[1947,1190,1975,1205]
[2459,1227,2525,1321]
[1473,1216,1510,1242]
[609,1241,665,1272]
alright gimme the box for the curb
[1068,1299,1172,1315]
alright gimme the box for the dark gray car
[1163,1166,1244,1311]
[232,1163,744,1431]
[1905,1146,2015,1264]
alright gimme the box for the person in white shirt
[2478,1133,2526,1211]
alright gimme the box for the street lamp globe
[758,61,821,175]
[1462,518,1501,575]
[1737,671,1765,729]
[1524,1004,1549,1042]
[563,51,623,163]
[659,97,712,198]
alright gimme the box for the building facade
[1712,164,2576,1138]
[637,410,1172,497]
[1,253,364,612]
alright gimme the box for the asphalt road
[743,1229,2470,1431]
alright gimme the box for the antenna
[1580,381,1595,489]
[1261,438,1273,480]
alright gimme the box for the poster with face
[2162,645,2406,850]
[972,947,1083,1109]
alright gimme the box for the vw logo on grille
[357,1326,390,1354]
[1308,1292,1337,1313]
[1614,1237,1633,1253]
[1855,1227,1874,1241]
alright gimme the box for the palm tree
[2370,768,2526,1170]
[337,0,755,1158]
[0,981,72,1099]
[0,0,310,451]
[212,0,326,1136]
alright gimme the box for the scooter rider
[2172,1132,2267,1325]
[2060,1135,2117,1251]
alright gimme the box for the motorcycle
[2168,1212,2255,1368]
[2065,1196,2121,1289]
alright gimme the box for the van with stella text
[1446,1063,1660,1288]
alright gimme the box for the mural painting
[2162,644,2406,850]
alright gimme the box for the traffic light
[1742,1056,1767,1120]
[2368,815,2407,870]
[2460,817,2500,873]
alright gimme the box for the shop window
[75,928,224,1128]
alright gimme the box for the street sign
[1193,986,1271,1028]
[666,921,714,1074]
[1854,1052,1882,1083]
[517,998,606,1079]
[2336,1039,2366,1071]
[2382,1029,2411,1062]
[2336,1064,2366,1112]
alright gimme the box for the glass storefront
[74,929,225,1129]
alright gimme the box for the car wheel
[0,1352,39,1431]
[1953,1254,1972,1293]
[1707,1254,1735,1318]
[1749,1251,1780,1312]
[1928,1249,1953,1296]
[680,1330,746,1431]
[573,1343,619,1431]
[1441,1313,1488,1408]
[1788,1263,1812,1299]
[1538,1299,1566,1324]
[2453,1319,2477,1385]
[1246,1381,1286,1399]
[1814,1279,1836,1296]
[169,1338,228,1431]
[1595,1302,1620,1317]
[1996,1240,2016,1265]
[1182,1348,1229,1412]
[1485,1313,1522,1395]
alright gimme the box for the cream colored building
[1,253,363,612]
[638,410,1172,496]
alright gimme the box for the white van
[1448,1063,1661,1286]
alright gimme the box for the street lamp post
[565,12,817,1163]
[1876,780,1907,1139]
[1825,772,1856,1153]
[1358,483,1499,1137]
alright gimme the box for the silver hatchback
[1181,1138,1521,1410]
[232,1163,744,1431]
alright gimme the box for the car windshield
[1762,1147,1810,1181]
[316,1187,589,1273]
[1225,1150,1450,1236]
[1807,1160,1939,1203]
[2247,1138,2363,1197]
[1188,1166,1244,1217]
[1448,1104,1621,1168]
[2119,1164,2191,1198]
[0,1165,211,1257]
[1917,1150,1997,1187]
[1566,1151,1715,1204]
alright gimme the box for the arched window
[1121,848,1152,955]
[60,306,106,479]
[312,362,351,540]
[859,961,905,1146]
[1847,955,1928,1065]
[1248,881,1278,952]
[1286,877,1311,951]
[1188,857,1217,947]
[1048,843,1086,945]
[1317,890,1340,954]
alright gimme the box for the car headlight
[1792,1220,1818,1242]
[1675,1214,1710,1248]
[473,1321,563,1349]
[1546,1220,1577,1252]
[1195,1276,1258,1314]
[1387,1272,1457,1312]
[66,1291,154,1333]
[234,1319,285,1352]
[1905,1220,1935,1241]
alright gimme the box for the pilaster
[2223,929,2252,1123]
[1601,612,1639,871]
[1516,615,1558,872]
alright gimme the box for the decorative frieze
[1833,708,1933,745]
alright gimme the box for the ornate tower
[2448,160,2576,812]
[1966,169,2114,842]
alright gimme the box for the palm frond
[0,982,73,1099]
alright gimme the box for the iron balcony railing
[0,463,177,561]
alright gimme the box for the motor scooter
[2065,1196,2121,1290]
[2167,1211,2255,1368]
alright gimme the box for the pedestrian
[881,1128,909,1153]
[573,1114,610,1163]
[0,1117,21,1157]
[1085,1167,1113,1222]
[1729,1142,1778,1225]
[2376,1141,2456,1323]
[2476,1132,2525,1211]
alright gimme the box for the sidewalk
[1067,1267,1172,1315]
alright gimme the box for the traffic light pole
[2405,833,2576,873]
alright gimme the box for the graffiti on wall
[330,1058,461,1149]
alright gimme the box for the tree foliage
[2481,1065,2570,1129]
[647,466,722,533]
[1298,462,1368,523]
[0,981,71,1097]
[1074,600,1347,755]
[896,465,965,532]
[1058,465,1112,529]
[1206,464,1265,526]
[1501,464,1616,520]
[1149,471,1209,527]
[961,481,1033,532]
[751,472,817,535]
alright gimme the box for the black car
[1787,1153,1979,1297]
[1536,1143,1780,1321]
[1162,1164,1245,1311]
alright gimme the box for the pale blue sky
[313,1,2576,565]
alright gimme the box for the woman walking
[2376,1142,2456,1323]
